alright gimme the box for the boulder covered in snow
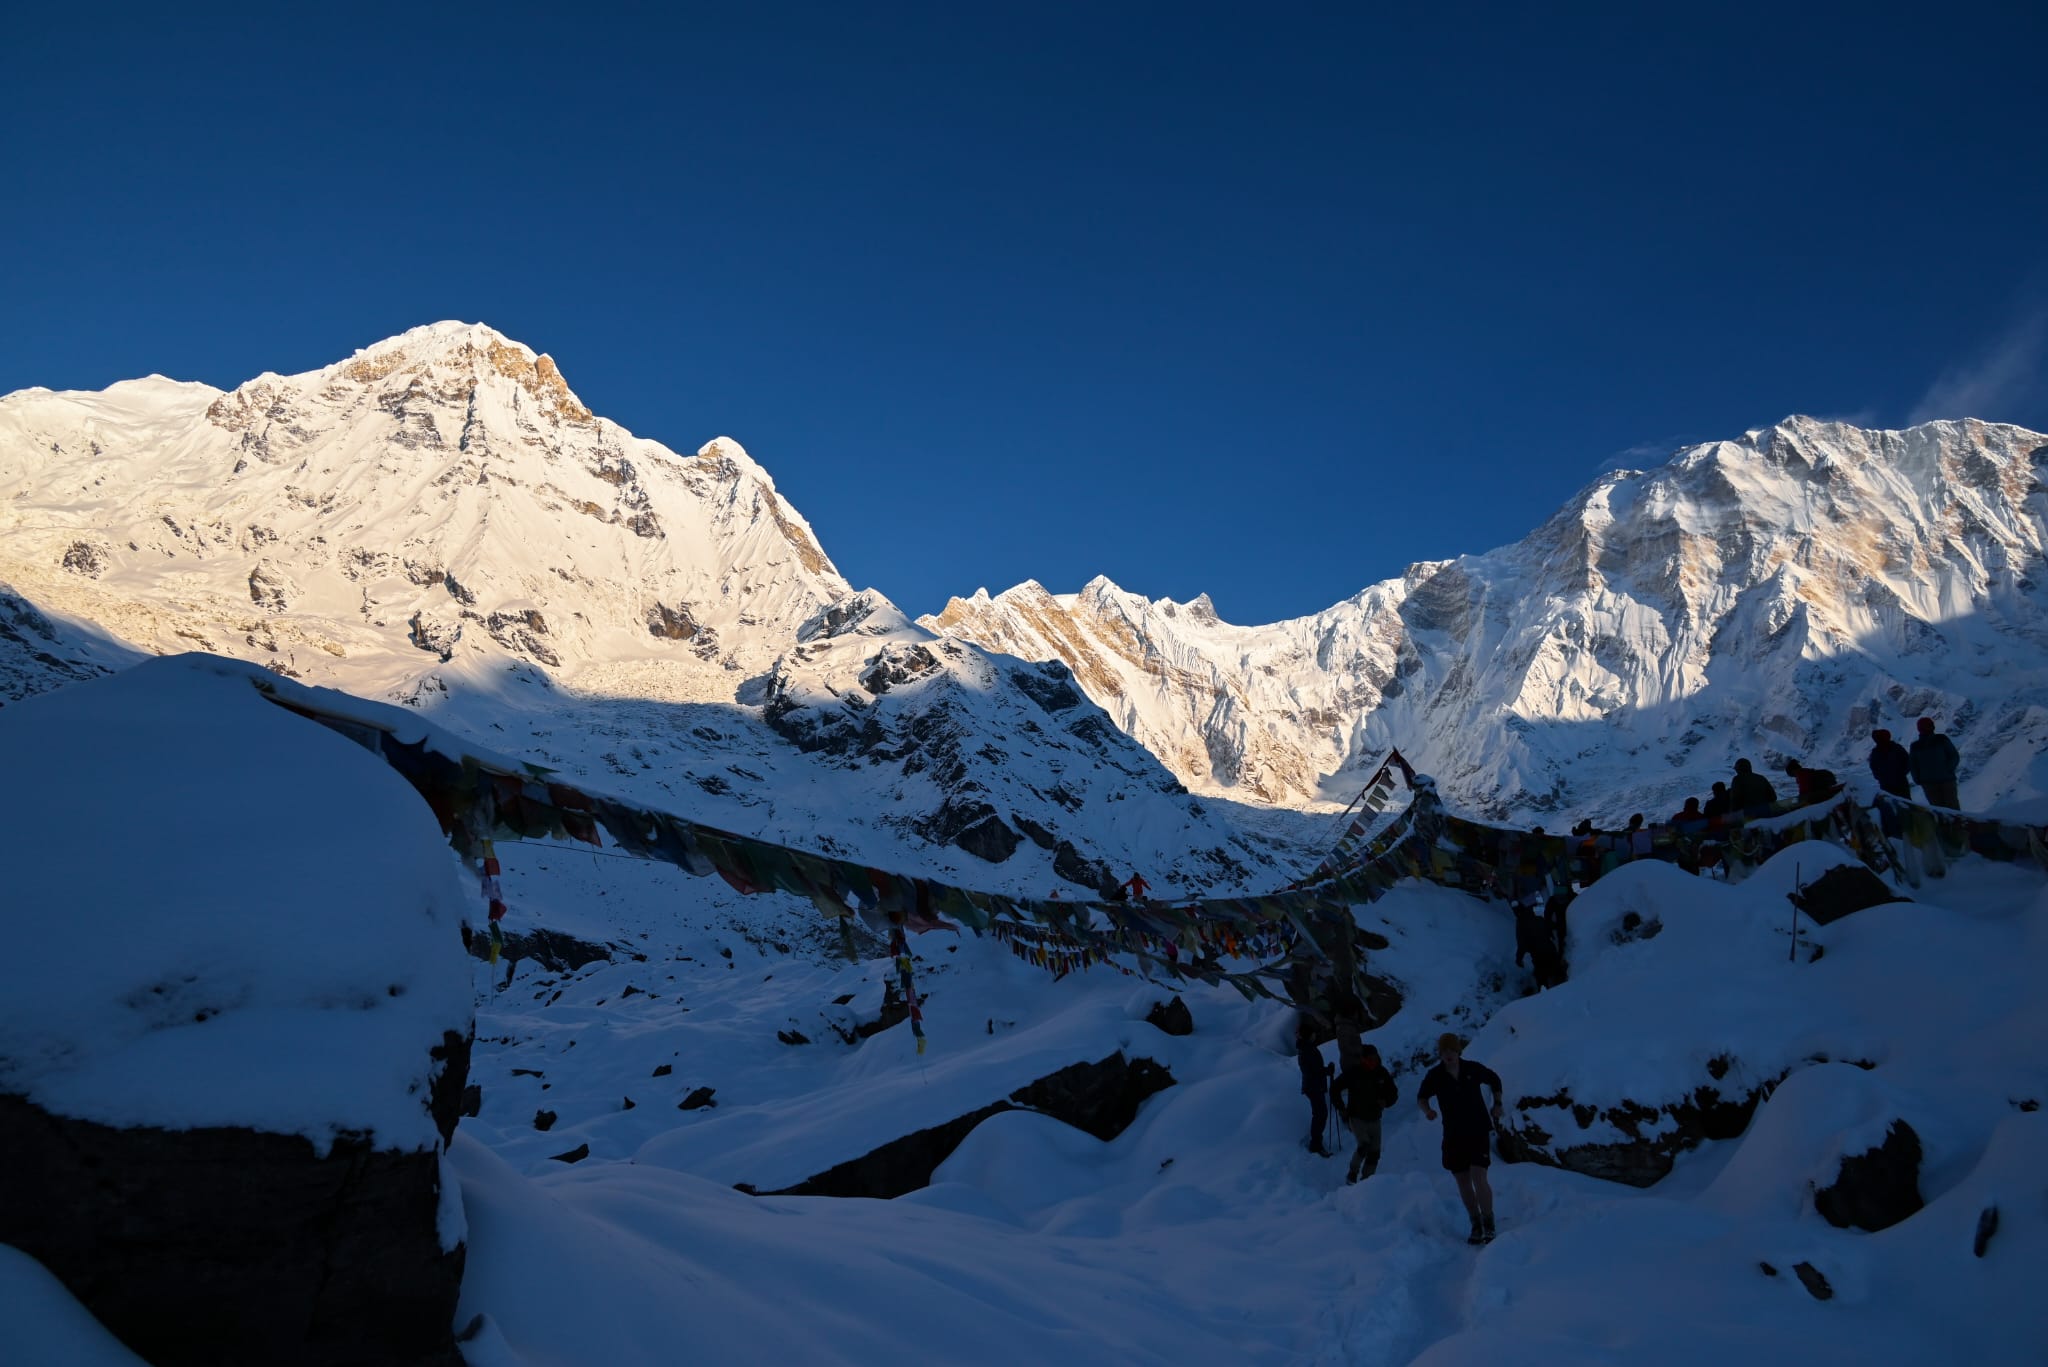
[0,656,476,1367]
[1814,1118,1925,1232]
[1479,848,1919,1187]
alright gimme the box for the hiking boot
[1481,1214,1497,1243]
[1466,1223,1485,1246]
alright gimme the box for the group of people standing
[1867,717,1962,810]
[1296,1020,1508,1244]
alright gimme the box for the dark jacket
[1513,904,1553,967]
[1297,1040,1330,1096]
[1729,770,1777,811]
[1910,733,1960,787]
[1330,1061,1398,1121]
[1868,740,1911,796]
[1702,791,1730,820]
[1418,1060,1503,1139]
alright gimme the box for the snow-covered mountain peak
[927,416,2048,820]
[0,327,1281,890]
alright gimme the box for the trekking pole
[1788,862,1799,964]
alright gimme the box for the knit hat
[1918,717,1936,733]
[1871,729,1891,741]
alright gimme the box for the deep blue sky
[7,3,2046,624]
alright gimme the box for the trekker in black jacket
[1295,1015,1331,1157]
[1728,758,1777,814]
[1418,1033,1505,1244]
[1513,902,1562,990]
[1910,717,1962,810]
[1329,1045,1400,1183]
[1867,729,1911,798]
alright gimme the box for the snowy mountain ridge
[924,416,2048,822]
[0,323,1278,895]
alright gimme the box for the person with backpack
[1784,758,1840,803]
[1418,1033,1506,1243]
[1329,1044,1399,1183]
[1909,717,1962,810]
[1295,1014,1332,1157]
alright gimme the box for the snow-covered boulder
[0,655,475,1367]
[1481,846,1919,1186]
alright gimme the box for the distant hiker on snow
[1513,902,1562,990]
[1784,758,1840,803]
[1296,1015,1332,1157]
[1418,1034,1505,1244]
[1910,717,1962,811]
[1729,758,1777,814]
[1329,1044,1399,1184]
[1543,886,1575,964]
[1867,729,1912,799]
[1122,872,1152,901]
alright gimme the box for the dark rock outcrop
[1813,1120,1925,1232]
[756,1052,1175,1200]
[1789,864,1907,926]
[0,1031,471,1367]
[1145,996,1194,1036]
[1499,1067,1768,1187]
[468,926,616,973]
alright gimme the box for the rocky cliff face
[0,324,1282,890]
[926,418,2048,822]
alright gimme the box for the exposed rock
[1145,996,1194,1036]
[1789,863,1907,926]
[1975,1205,2000,1257]
[468,926,615,974]
[651,1063,673,1078]
[533,1109,558,1131]
[756,1052,1175,1200]
[60,541,108,577]
[1499,1071,1768,1187]
[549,1143,591,1164]
[777,1028,811,1046]
[678,1087,718,1111]
[0,1030,471,1367]
[1814,1120,1925,1232]
[248,561,296,613]
[954,812,1022,863]
[1792,1262,1833,1301]
[646,601,701,640]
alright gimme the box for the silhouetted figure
[1867,729,1911,799]
[1910,717,1962,811]
[1702,780,1731,822]
[1729,758,1777,814]
[1671,796,1703,826]
[1295,1015,1331,1157]
[1329,1045,1399,1183]
[1785,758,1840,803]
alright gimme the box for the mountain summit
[925,416,2048,821]
[0,324,1272,891]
